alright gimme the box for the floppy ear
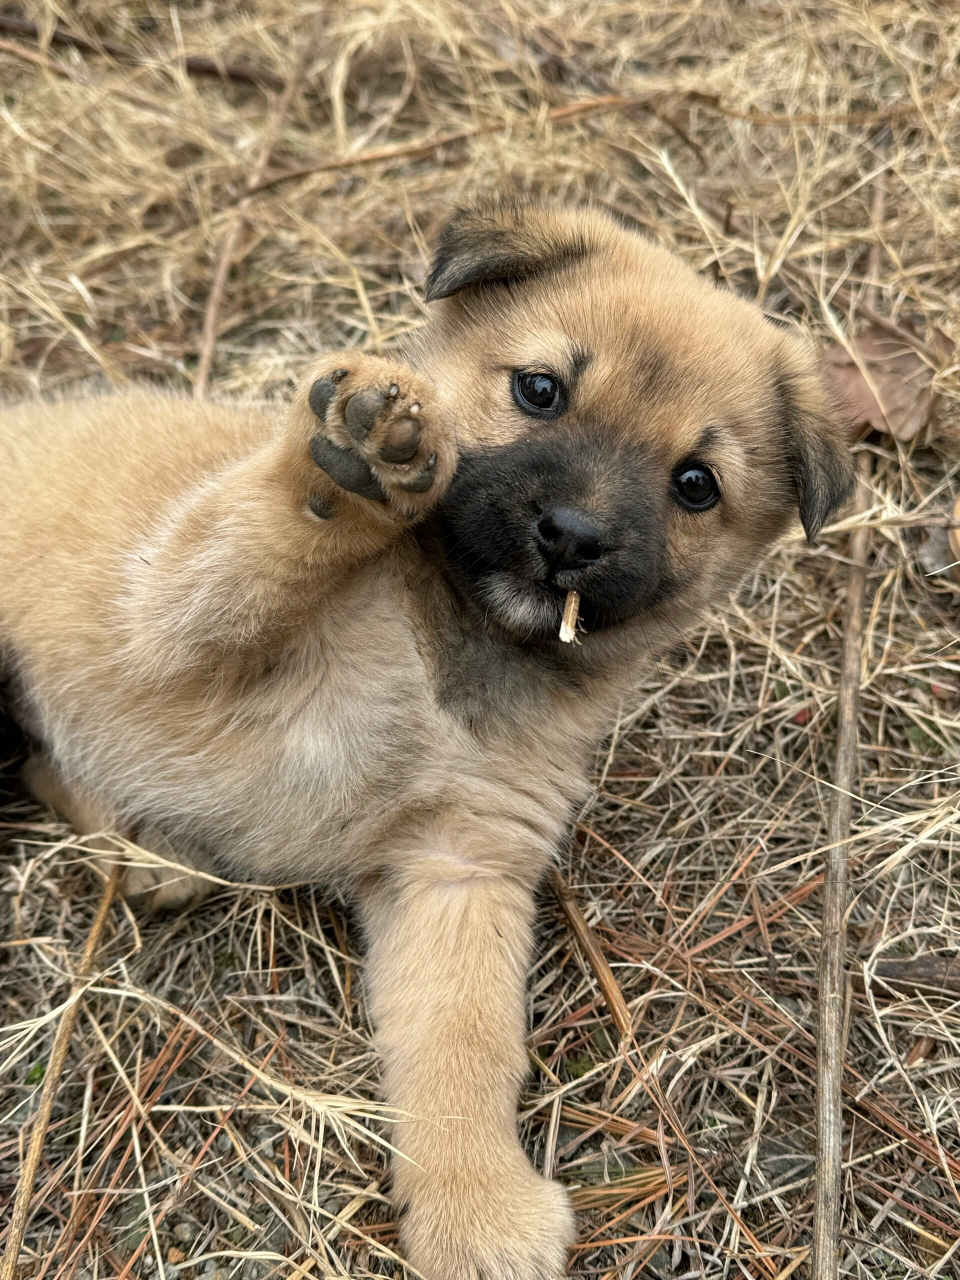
[776,350,856,543]
[424,199,592,302]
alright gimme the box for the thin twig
[812,161,886,1276]
[193,26,319,397]
[0,15,283,88]
[549,867,632,1038]
[25,1024,196,1278]
[0,865,120,1280]
[241,92,656,199]
[811,453,871,1280]
[605,922,960,1181]
[240,82,957,202]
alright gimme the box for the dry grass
[2,1,960,1276]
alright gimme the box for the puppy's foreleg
[126,353,456,672]
[362,858,574,1280]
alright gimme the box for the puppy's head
[415,200,853,645]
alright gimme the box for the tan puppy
[0,201,852,1279]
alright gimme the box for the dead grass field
[2,2,960,1277]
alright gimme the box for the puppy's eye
[672,461,720,512]
[512,371,565,418]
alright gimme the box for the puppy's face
[414,202,853,645]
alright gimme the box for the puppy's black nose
[535,506,604,572]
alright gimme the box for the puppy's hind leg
[23,753,215,912]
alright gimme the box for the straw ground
[2,2,959,1276]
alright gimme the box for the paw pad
[310,437,385,501]
[309,376,340,421]
[305,361,447,510]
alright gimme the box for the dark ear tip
[803,523,822,547]
[422,246,463,302]
[422,276,445,304]
[800,453,856,544]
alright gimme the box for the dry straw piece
[2,3,960,1278]
[559,589,581,644]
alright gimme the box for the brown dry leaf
[821,323,940,441]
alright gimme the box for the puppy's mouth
[432,434,674,643]
[475,572,568,639]
[451,552,645,643]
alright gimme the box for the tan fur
[0,202,851,1279]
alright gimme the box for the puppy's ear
[424,200,591,302]
[776,345,856,543]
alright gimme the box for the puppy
[0,200,853,1279]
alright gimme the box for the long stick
[811,455,870,1279]
[242,92,655,199]
[239,83,956,204]
[0,866,120,1280]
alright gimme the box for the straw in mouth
[559,589,581,644]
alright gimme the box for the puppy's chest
[195,596,444,846]
[42,572,442,873]
[163,604,570,874]
[261,613,437,804]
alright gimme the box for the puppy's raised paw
[300,354,456,518]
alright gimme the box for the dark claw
[310,437,385,501]
[309,377,339,421]
[344,388,385,441]
[395,451,437,493]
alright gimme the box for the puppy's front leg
[362,858,574,1280]
[127,353,456,670]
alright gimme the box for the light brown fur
[0,202,852,1278]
